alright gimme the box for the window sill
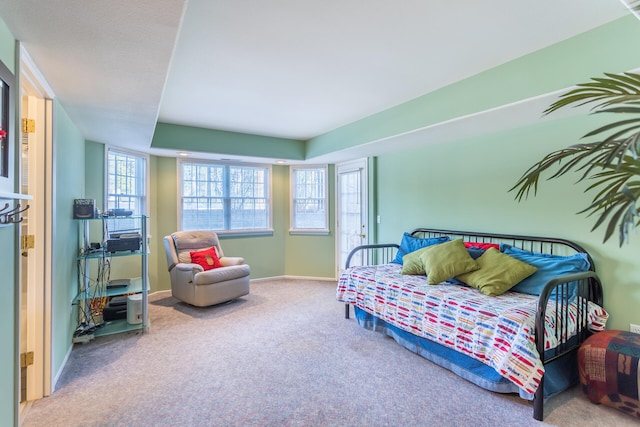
[215,229,274,238]
[289,229,331,236]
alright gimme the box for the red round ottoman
[578,330,640,418]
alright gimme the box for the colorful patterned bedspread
[337,263,609,395]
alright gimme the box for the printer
[105,232,141,253]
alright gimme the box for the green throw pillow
[456,247,537,296]
[417,239,480,285]
[401,245,433,275]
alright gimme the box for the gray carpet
[22,279,638,427]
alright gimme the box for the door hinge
[21,234,35,250]
[20,351,34,368]
[22,118,36,134]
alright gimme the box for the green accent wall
[147,155,161,292]
[0,225,16,426]
[372,110,640,331]
[0,230,17,422]
[0,17,14,72]
[285,164,336,278]
[0,17,16,426]
[152,160,336,285]
[152,122,305,160]
[154,156,178,290]
[306,15,640,159]
[84,140,104,202]
[51,99,85,386]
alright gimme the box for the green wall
[285,164,336,278]
[152,122,306,161]
[51,99,85,385]
[306,15,640,159]
[372,111,640,331]
[0,18,16,427]
[84,152,337,294]
[154,156,178,289]
[84,140,103,201]
[152,160,336,286]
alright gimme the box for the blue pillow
[445,247,486,285]
[501,244,590,299]
[466,247,486,260]
[391,233,450,264]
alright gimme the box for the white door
[336,159,368,274]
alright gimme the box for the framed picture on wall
[0,58,15,193]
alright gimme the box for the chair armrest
[220,256,245,267]
[176,263,204,273]
[193,263,250,285]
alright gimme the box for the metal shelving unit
[73,215,149,341]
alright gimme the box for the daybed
[336,228,608,421]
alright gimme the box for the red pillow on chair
[190,247,222,270]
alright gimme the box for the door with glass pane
[336,159,368,274]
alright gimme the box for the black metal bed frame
[342,227,603,421]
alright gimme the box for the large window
[290,165,329,234]
[106,148,147,216]
[180,160,272,234]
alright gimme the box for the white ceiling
[0,0,631,162]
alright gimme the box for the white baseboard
[51,343,73,393]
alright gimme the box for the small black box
[106,234,141,252]
[108,295,128,306]
[102,305,127,321]
[103,295,128,321]
[73,199,96,219]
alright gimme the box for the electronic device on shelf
[106,208,133,217]
[106,279,130,290]
[105,232,141,253]
[102,295,128,321]
[73,199,96,219]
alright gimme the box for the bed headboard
[409,228,596,273]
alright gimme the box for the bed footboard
[533,271,603,420]
[343,243,399,319]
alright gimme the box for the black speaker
[73,199,96,219]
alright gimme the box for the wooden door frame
[17,44,54,415]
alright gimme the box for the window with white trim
[290,165,329,234]
[179,160,272,234]
[106,148,147,215]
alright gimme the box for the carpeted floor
[21,279,639,427]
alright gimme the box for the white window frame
[290,165,329,235]
[178,158,273,236]
[105,146,149,216]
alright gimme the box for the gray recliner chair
[163,230,250,307]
